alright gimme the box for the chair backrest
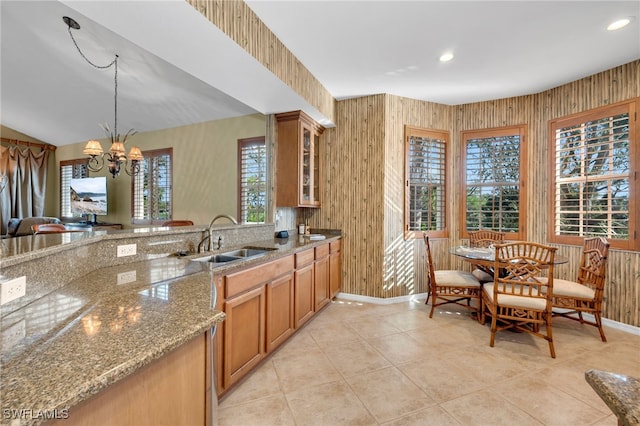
[469,229,505,248]
[493,241,557,302]
[423,235,437,289]
[577,237,610,292]
[32,223,67,234]
[161,220,194,227]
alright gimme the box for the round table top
[451,246,569,265]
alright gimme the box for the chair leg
[489,315,497,347]
[546,313,556,358]
[429,302,436,318]
[594,313,607,342]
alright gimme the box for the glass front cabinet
[276,110,325,208]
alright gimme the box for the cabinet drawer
[225,255,294,298]
[315,243,329,259]
[330,239,341,253]
[295,249,315,268]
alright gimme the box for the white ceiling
[1,1,639,147]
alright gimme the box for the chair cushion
[539,277,595,300]
[483,284,547,310]
[13,217,62,237]
[472,268,493,283]
[435,270,481,287]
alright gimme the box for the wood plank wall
[314,62,640,326]
[315,95,387,296]
[187,0,335,123]
[185,0,639,327]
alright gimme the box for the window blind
[239,139,266,223]
[406,131,447,233]
[132,148,172,224]
[465,134,521,233]
[553,113,630,238]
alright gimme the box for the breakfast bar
[0,225,341,426]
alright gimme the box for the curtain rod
[0,137,57,151]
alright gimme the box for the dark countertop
[585,369,640,425]
[0,231,340,426]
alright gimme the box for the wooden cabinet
[53,334,209,426]
[329,239,342,298]
[266,272,294,353]
[314,244,330,311]
[223,285,265,388]
[294,261,315,328]
[294,248,316,328]
[276,110,325,207]
[215,240,340,397]
[217,255,294,395]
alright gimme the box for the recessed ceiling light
[607,18,631,31]
[439,52,454,62]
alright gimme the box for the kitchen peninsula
[0,225,341,425]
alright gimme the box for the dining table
[451,245,569,325]
[451,245,569,279]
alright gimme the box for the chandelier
[63,16,143,178]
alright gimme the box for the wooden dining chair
[545,237,610,342]
[468,229,505,282]
[480,241,558,358]
[161,220,194,226]
[424,235,482,318]
[31,223,67,234]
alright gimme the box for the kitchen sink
[191,246,277,265]
[221,248,274,258]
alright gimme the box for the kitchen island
[0,226,341,425]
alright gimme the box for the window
[461,126,527,240]
[549,99,638,250]
[132,148,172,225]
[60,159,88,218]
[404,126,449,238]
[238,137,267,223]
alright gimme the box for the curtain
[0,146,50,235]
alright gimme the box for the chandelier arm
[124,159,142,177]
[87,155,105,173]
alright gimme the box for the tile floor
[217,298,640,425]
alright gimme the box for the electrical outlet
[117,270,137,285]
[0,276,27,305]
[117,243,137,257]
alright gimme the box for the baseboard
[334,292,640,336]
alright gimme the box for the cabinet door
[312,130,321,205]
[266,273,294,353]
[300,123,321,207]
[223,285,265,388]
[301,124,313,204]
[330,247,342,299]
[314,254,330,311]
[275,111,324,208]
[294,263,315,328]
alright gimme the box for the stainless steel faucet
[209,214,238,226]
[207,215,237,251]
[198,215,238,252]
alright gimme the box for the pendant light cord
[66,24,119,137]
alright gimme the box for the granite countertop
[585,369,640,425]
[0,231,340,426]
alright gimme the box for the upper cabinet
[276,111,325,208]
